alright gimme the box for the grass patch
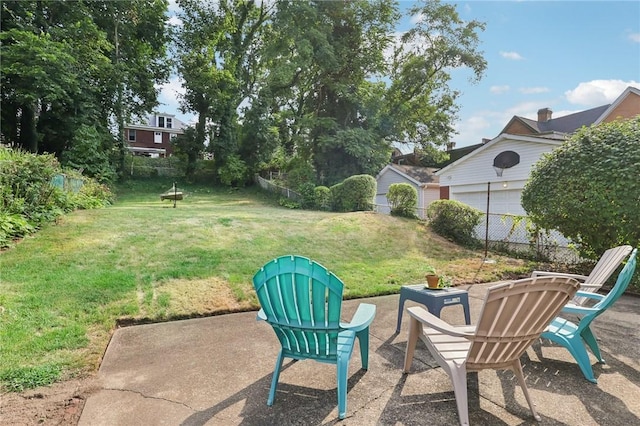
[0,178,530,391]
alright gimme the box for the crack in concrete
[102,387,196,412]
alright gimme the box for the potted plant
[425,266,440,289]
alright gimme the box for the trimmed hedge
[427,199,482,247]
[330,174,376,212]
[387,183,417,218]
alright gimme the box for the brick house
[124,113,187,157]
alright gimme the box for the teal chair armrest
[341,303,376,332]
[561,304,598,315]
[256,308,267,321]
[574,290,605,301]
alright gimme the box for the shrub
[218,155,248,187]
[522,117,640,259]
[61,124,116,183]
[427,199,483,247]
[297,182,316,209]
[387,183,417,218]
[330,174,376,212]
[313,186,331,211]
[0,148,112,247]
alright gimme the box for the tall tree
[87,0,171,175]
[386,0,487,147]
[175,0,271,181]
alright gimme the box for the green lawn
[0,180,529,391]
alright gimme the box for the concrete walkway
[79,283,640,425]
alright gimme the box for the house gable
[595,86,640,124]
[500,116,539,135]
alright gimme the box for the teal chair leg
[567,339,598,383]
[581,327,605,363]
[357,328,370,370]
[268,350,285,406]
[337,354,350,419]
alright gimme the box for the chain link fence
[255,175,302,201]
[475,213,581,263]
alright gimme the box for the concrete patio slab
[79,282,640,425]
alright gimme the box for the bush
[0,148,112,247]
[61,124,116,183]
[387,183,417,218]
[313,186,331,211]
[297,182,316,209]
[330,174,376,212]
[427,199,482,247]
[218,155,248,187]
[522,117,640,259]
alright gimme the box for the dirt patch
[0,376,99,425]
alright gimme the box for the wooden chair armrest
[530,271,588,281]
[406,306,474,338]
[341,303,376,332]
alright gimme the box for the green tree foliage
[0,148,112,247]
[387,183,418,218]
[174,0,271,181]
[171,126,201,178]
[522,117,640,259]
[61,125,117,183]
[427,200,482,247]
[237,0,485,186]
[386,0,486,147]
[1,1,170,178]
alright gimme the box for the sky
[157,1,640,149]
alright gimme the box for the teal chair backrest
[583,248,637,325]
[253,255,345,362]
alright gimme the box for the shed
[375,164,440,219]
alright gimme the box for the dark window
[128,129,136,141]
[158,116,165,128]
[166,118,172,129]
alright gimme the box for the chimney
[537,107,552,122]
[446,142,456,151]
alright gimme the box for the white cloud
[519,86,550,94]
[499,51,524,60]
[490,85,510,94]
[452,114,493,146]
[565,79,640,106]
[629,33,640,43]
[167,15,182,27]
[155,77,196,126]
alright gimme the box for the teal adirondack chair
[253,255,376,419]
[541,248,637,383]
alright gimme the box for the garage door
[454,189,525,215]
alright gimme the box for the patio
[79,282,640,425]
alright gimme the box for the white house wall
[375,166,430,218]
[438,135,564,245]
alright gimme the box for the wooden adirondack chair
[403,276,580,426]
[531,245,632,306]
[541,248,637,383]
[253,255,376,419]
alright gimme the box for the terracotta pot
[426,274,439,289]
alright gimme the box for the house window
[169,133,177,140]
[166,118,172,129]
[154,132,162,144]
[128,129,136,141]
[158,116,165,128]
